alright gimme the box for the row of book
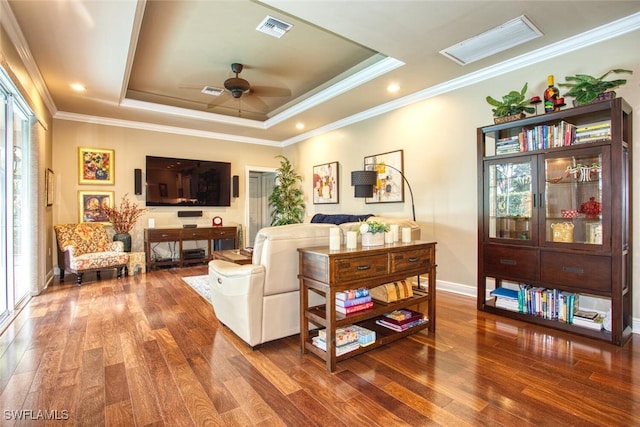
[494,119,611,155]
[336,287,373,315]
[312,325,376,356]
[490,286,605,330]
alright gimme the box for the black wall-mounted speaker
[232,175,239,198]
[177,210,203,218]
[134,168,142,195]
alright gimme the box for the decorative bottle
[543,75,559,113]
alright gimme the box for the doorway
[245,167,276,247]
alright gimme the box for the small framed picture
[78,191,114,224]
[313,161,339,204]
[78,147,114,185]
[364,149,404,203]
[45,168,54,206]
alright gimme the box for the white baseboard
[435,280,638,335]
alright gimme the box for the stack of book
[495,135,520,155]
[346,324,376,347]
[375,309,426,332]
[336,288,373,315]
[572,309,605,331]
[312,327,360,355]
[573,120,611,144]
[490,287,519,312]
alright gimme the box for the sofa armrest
[106,241,124,252]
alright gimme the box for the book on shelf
[335,294,372,308]
[571,314,604,331]
[336,288,369,301]
[383,309,424,325]
[312,336,360,355]
[347,324,376,347]
[336,300,374,315]
[490,287,519,300]
[376,317,427,332]
[573,309,599,321]
[317,327,359,346]
[495,298,519,312]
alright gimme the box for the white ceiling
[3,1,640,146]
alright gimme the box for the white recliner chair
[208,223,335,347]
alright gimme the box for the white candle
[390,224,399,242]
[346,231,358,249]
[402,227,411,243]
[385,231,393,244]
[329,228,340,250]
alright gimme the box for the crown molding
[54,111,282,147]
[282,11,640,146]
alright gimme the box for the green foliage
[486,83,536,117]
[268,155,305,226]
[354,220,390,234]
[559,69,632,105]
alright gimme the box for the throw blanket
[310,213,373,225]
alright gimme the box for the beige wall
[287,31,640,318]
[52,120,282,252]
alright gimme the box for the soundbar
[177,210,203,217]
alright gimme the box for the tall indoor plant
[269,155,305,225]
[101,193,147,251]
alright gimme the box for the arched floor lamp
[350,164,416,221]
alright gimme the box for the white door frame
[244,165,277,246]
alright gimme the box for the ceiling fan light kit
[224,63,251,98]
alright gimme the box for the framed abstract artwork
[78,147,114,185]
[364,149,404,204]
[313,161,339,204]
[78,190,114,224]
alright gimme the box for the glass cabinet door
[486,157,535,242]
[542,147,607,247]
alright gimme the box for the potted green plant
[559,69,632,106]
[355,220,389,246]
[486,83,536,124]
[269,155,305,225]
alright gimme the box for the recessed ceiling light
[387,83,400,93]
[296,123,305,130]
[70,83,86,92]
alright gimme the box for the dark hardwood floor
[0,266,638,426]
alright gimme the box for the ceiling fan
[224,63,251,98]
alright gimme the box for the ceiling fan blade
[241,94,269,112]
[251,85,291,97]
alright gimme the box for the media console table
[298,241,436,372]
[144,226,237,270]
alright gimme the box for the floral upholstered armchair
[54,223,129,285]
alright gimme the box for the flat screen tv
[145,156,231,206]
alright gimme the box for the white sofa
[208,217,420,347]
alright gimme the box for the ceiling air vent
[256,15,293,38]
[440,15,542,66]
[201,86,224,96]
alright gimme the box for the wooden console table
[145,226,237,270]
[298,241,436,372]
[212,249,252,265]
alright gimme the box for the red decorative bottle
[543,75,559,113]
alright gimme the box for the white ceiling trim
[54,111,281,147]
[281,11,640,147]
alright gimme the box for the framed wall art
[78,147,114,185]
[364,149,404,204]
[313,161,339,204]
[45,168,54,206]
[78,190,114,224]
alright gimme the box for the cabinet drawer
[182,229,210,240]
[483,245,539,281]
[334,254,388,282]
[209,228,235,239]
[146,229,181,241]
[541,252,610,291]
[390,248,432,274]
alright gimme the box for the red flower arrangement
[101,194,147,234]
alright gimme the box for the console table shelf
[298,241,436,372]
[144,226,237,270]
